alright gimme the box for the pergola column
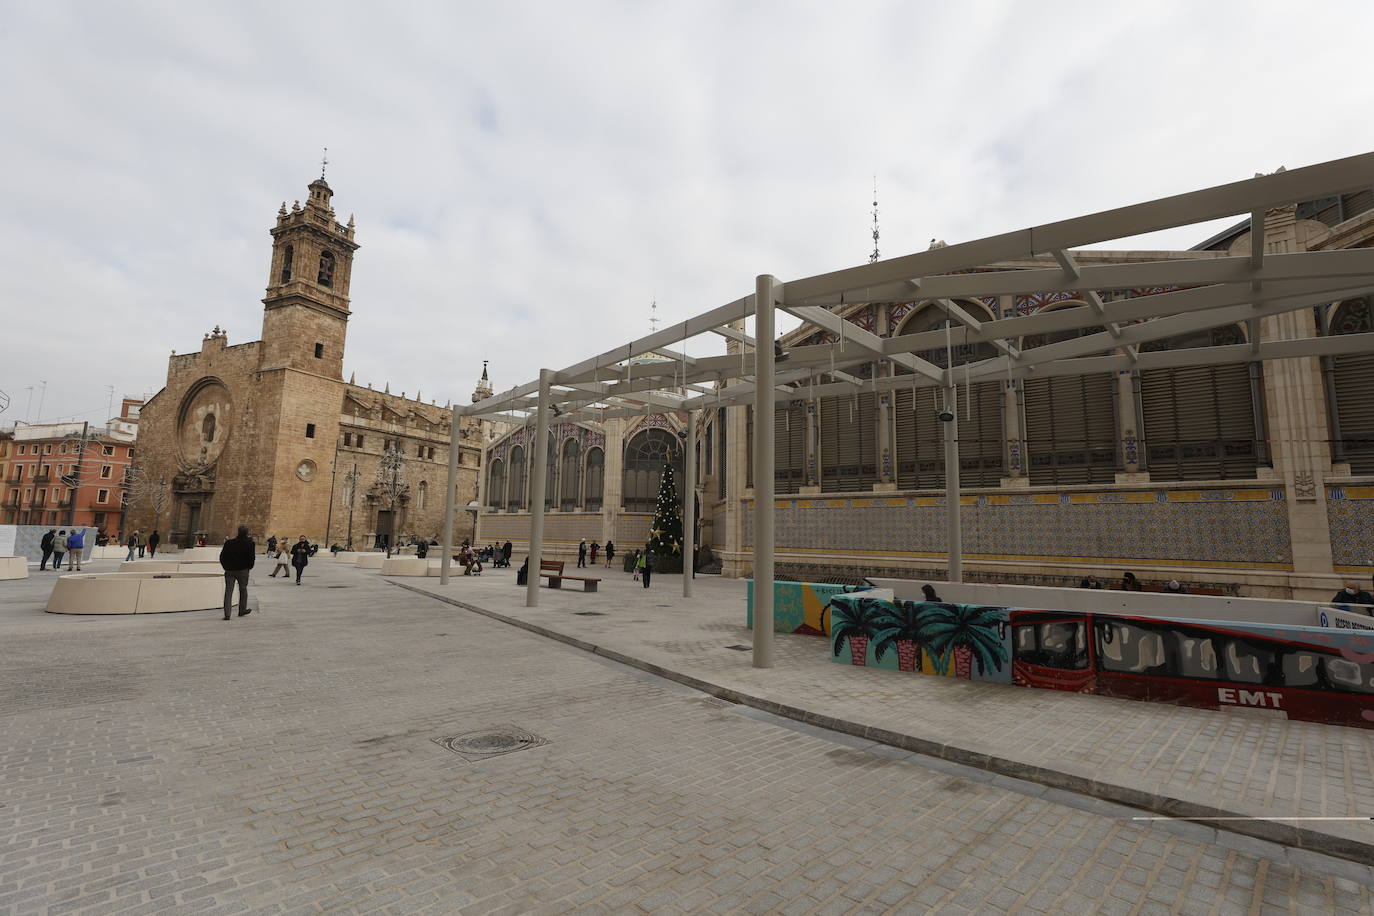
[439,405,460,584]
[753,275,777,668]
[944,384,963,582]
[526,369,552,607]
[684,409,697,598]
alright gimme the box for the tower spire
[869,175,880,263]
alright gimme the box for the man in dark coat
[502,541,513,568]
[1332,583,1374,608]
[219,526,256,620]
[577,538,588,569]
[147,530,161,557]
[290,535,311,585]
[40,529,56,570]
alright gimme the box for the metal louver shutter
[1334,352,1374,473]
[774,406,805,493]
[959,381,1004,487]
[1341,189,1374,223]
[1025,374,1117,485]
[745,407,753,489]
[894,382,944,488]
[1142,365,1256,480]
[819,392,877,492]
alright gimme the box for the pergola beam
[784,303,945,383]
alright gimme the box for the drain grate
[573,611,606,616]
[434,725,548,762]
[726,644,752,651]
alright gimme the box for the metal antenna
[321,147,329,179]
[649,299,660,334]
[870,175,881,263]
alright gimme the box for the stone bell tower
[259,175,360,378]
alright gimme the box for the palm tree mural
[831,597,888,667]
[923,604,1008,679]
[872,600,939,672]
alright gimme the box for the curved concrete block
[91,546,130,559]
[380,557,432,576]
[356,553,387,569]
[0,556,29,580]
[120,560,182,572]
[46,571,222,615]
[177,562,224,574]
[180,547,223,562]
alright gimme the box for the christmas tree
[646,462,683,560]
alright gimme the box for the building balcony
[32,474,50,484]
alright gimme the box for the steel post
[753,276,776,668]
[526,369,553,607]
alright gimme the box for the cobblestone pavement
[398,564,1374,860]
[1,558,1372,914]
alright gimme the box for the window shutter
[1141,365,1257,480]
[1025,375,1117,484]
[1334,352,1374,472]
[774,406,805,493]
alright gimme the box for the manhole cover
[726,644,752,651]
[573,611,606,616]
[434,725,548,762]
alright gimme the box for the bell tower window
[317,250,335,287]
[314,342,324,359]
[280,245,293,282]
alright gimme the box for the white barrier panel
[180,547,222,562]
[869,578,1319,627]
[1316,606,1374,630]
[380,557,433,576]
[0,557,28,580]
[356,554,386,569]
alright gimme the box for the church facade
[476,197,1374,601]
[126,178,489,548]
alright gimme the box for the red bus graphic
[1010,610,1374,728]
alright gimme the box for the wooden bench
[536,559,602,593]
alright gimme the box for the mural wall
[742,486,1293,569]
[745,580,889,634]
[826,595,1374,730]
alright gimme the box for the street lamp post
[342,464,360,550]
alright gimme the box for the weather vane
[870,175,881,263]
[321,147,329,179]
[649,299,660,334]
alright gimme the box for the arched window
[585,447,604,512]
[280,245,294,283]
[623,427,680,512]
[416,480,428,510]
[1326,297,1374,472]
[1139,324,1261,480]
[507,445,526,511]
[318,250,336,287]
[1020,308,1117,485]
[545,435,557,511]
[560,438,581,511]
[487,457,505,511]
[893,303,1003,488]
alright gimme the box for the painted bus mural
[827,596,1374,730]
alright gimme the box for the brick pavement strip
[1,560,1373,914]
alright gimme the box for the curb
[386,578,1374,867]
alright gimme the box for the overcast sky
[3,0,1373,427]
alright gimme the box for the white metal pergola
[441,152,1374,668]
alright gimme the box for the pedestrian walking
[605,540,615,569]
[52,530,67,572]
[638,547,653,589]
[40,529,56,570]
[136,529,146,558]
[290,535,310,585]
[125,530,137,561]
[268,537,291,579]
[266,535,277,556]
[219,525,255,620]
[577,538,588,569]
[66,527,85,570]
[590,541,599,565]
[630,549,640,581]
[147,530,160,557]
[502,540,513,568]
